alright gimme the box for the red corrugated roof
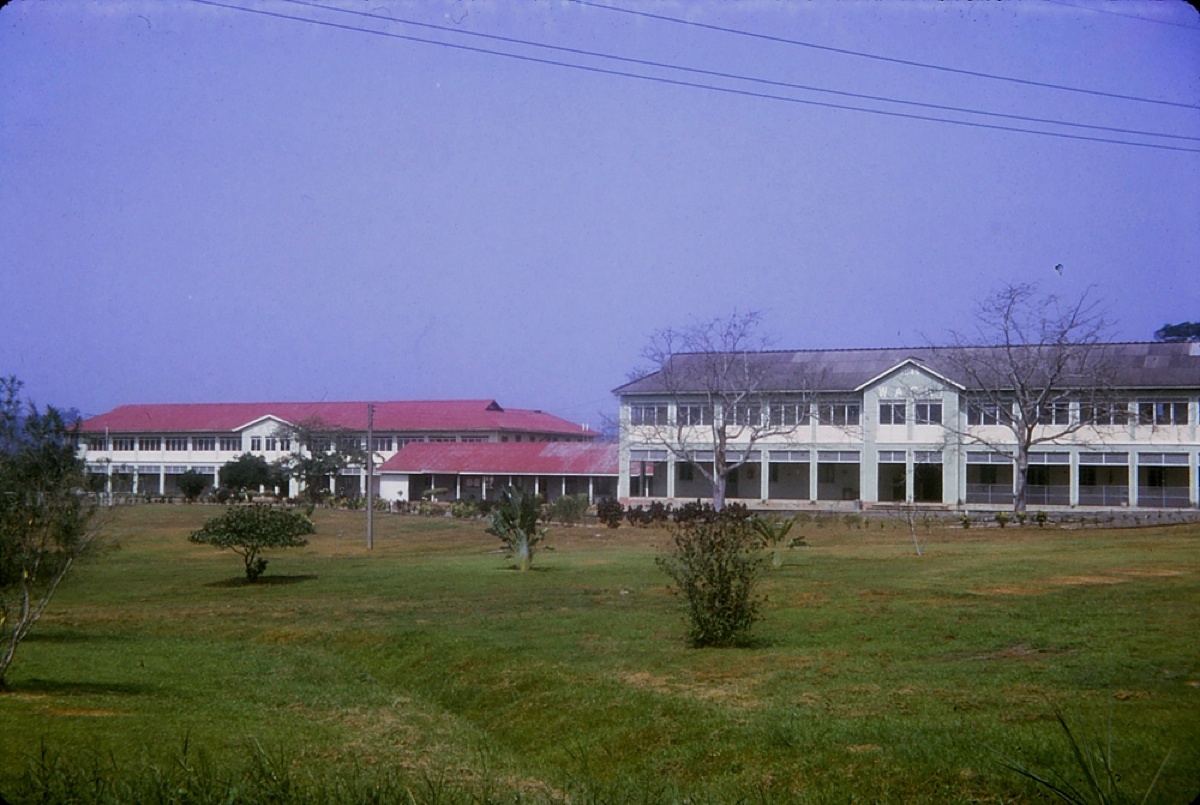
[378,442,617,476]
[80,400,593,437]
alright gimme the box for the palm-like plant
[751,515,795,569]
[487,487,546,572]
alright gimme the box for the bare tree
[937,283,1114,513]
[623,312,820,511]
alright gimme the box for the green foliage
[189,504,314,581]
[656,512,765,647]
[546,493,589,525]
[177,469,209,502]
[0,376,102,688]
[752,515,795,569]
[450,499,482,519]
[995,512,1010,528]
[1037,510,1049,527]
[960,514,972,529]
[596,498,623,528]
[1153,320,1200,343]
[274,418,365,503]
[486,487,546,572]
[218,453,281,495]
[999,709,1172,804]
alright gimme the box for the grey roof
[614,342,1200,396]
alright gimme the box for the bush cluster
[656,508,765,647]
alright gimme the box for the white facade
[617,351,1200,511]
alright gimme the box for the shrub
[177,469,209,502]
[647,500,671,524]
[1036,510,1048,528]
[487,487,546,572]
[547,493,589,525]
[995,512,1010,528]
[752,515,795,569]
[673,500,714,525]
[656,513,765,647]
[625,505,652,527]
[596,498,623,528]
[960,514,972,529]
[188,504,314,581]
[450,500,481,519]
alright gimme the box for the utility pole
[366,403,375,550]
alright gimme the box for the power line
[274,0,1199,144]
[1042,0,1200,31]
[187,0,1200,154]
[571,0,1200,111]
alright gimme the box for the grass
[1,505,1197,803]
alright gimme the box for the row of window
[91,433,507,453]
[630,403,865,427]
[631,399,1193,429]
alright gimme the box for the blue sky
[2,0,1197,428]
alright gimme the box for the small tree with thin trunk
[1,377,105,690]
[937,283,1114,513]
[189,505,314,581]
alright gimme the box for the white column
[809,451,818,502]
[666,456,676,500]
[760,452,769,501]
[904,453,914,503]
[1069,451,1080,507]
[1129,453,1139,508]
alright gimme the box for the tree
[219,453,281,497]
[1153,321,1200,342]
[177,469,209,502]
[938,283,1114,513]
[0,377,104,690]
[189,504,314,581]
[275,419,366,503]
[657,507,764,647]
[623,312,821,511]
[486,487,546,572]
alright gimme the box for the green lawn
[1,505,1197,803]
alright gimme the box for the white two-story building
[79,399,597,499]
[614,342,1200,511]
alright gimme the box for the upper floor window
[1081,402,1130,426]
[967,400,1005,426]
[310,436,332,452]
[914,401,942,425]
[338,435,363,451]
[879,401,906,425]
[138,437,161,451]
[1139,401,1189,426]
[164,437,188,451]
[280,437,291,451]
[219,436,241,452]
[112,437,135,452]
[678,405,713,426]
[460,436,487,443]
[372,436,394,452]
[263,437,277,451]
[250,436,262,451]
[193,437,216,451]
[428,436,457,443]
[87,437,107,451]
[769,402,810,427]
[1036,401,1071,426]
[630,404,668,426]
[819,402,860,427]
[729,404,761,427]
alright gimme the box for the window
[164,437,188,451]
[372,436,394,451]
[677,463,695,482]
[1082,402,1130,426]
[138,437,160,451]
[678,405,713,426]
[112,437,135,452]
[460,436,487,443]
[730,404,761,427]
[630,405,668,426]
[87,437,107,451]
[264,437,277,451]
[879,401,906,425]
[769,402,810,427]
[818,402,860,426]
[967,400,1004,426]
[310,436,332,452]
[280,438,291,451]
[338,435,362,451]
[428,436,456,443]
[219,436,241,452]
[914,401,942,425]
[1139,401,1189,426]
[250,436,262,451]
[1036,401,1071,426]
[193,437,216,451]
[397,437,424,447]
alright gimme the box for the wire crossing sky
[1,0,1198,426]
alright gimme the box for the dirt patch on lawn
[973,567,1186,596]
[619,670,758,708]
